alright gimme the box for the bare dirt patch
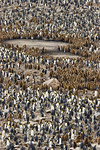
[5,39,80,58]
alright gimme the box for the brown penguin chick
[62,133,68,141]
[88,136,93,143]
[73,141,77,149]
[39,120,42,124]
[84,137,89,146]
[23,143,28,147]
[94,138,97,143]
[97,137,100,145]
[0,76,4,83]
[18,113,22,119]
[14,122,18,129]
[75,134,81,143]
[80,132,83,139]
[64,133,69,141]
[7,113,12,121]
[28,64,32,69]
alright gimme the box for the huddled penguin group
[0,0,100,41]
[0,46,100,150]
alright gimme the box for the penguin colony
[0,0,100,150]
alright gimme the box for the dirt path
[5,39,68,50]
[5,39,80,58]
